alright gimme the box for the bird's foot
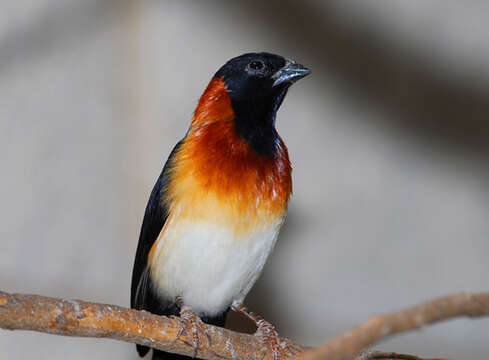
[255,318,281,360]
[232,304,298,360]
[180,306,206,356]
[172,299,208,357]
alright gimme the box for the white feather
[150,216,284,316]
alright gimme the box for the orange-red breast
[131,52,310,360]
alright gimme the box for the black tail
[151,349,196,360]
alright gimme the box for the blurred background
[1,1,488,359]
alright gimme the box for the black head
[215,52,310,157]
[215,52,310,105]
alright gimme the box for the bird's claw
[255,319,302,359]
[175,305,208,357]
[255,319,283,360]
[233,304,298,360]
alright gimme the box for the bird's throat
[192,76,288,159]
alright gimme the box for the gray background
[1,1,488,359]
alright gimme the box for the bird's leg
[232,303,290,360]
[173,296,207,357]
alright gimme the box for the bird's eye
[249,60,264,70]
[247,60,265,73]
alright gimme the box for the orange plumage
[164,77,292,235]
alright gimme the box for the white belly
[149,216,284,316]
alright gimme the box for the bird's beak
[272,60,311,87]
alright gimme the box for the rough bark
[1,291,488,360]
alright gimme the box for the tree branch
[1,291,488,360]
[0,291,301,360]
[304,292,489,360]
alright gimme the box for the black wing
[130,141,183,357]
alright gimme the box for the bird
[131,52,310,360]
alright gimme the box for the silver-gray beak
[272,60,311,87]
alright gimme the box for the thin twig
[303,292,489,360]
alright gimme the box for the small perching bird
[131,52,310,360]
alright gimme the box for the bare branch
[304,292,489,360]
[0,291,302,360]
[1,291,488,360]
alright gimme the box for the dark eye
[247,60,265,73]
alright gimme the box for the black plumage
[215,53,289,158]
